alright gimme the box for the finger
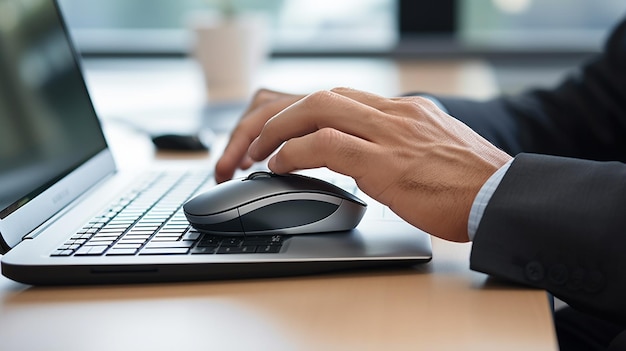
[239,154,255,170]
[248,90,387,161]
[267,128,376,180]
[243,88,302,116]
[215,92,303,183]
[215,124,258,183]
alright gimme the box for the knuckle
[252,88,276,103]
[409,96,438,112]
[314,128,342,150]
[391,97,429,117]
[303,90,336,108]
[411,95,432,105]
[329,86,353,94]
[314,128,362,165]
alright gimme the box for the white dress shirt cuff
[467,159,513,241]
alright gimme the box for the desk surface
[0,58,558,351]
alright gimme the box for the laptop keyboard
[50,171,285,257]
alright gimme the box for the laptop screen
[0,0,107,219]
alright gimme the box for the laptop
[0,0,432,285]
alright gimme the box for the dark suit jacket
[434,16,626,328]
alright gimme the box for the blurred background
[56,0,626,94]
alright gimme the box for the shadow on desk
[1,266,538,309]
[2,265,431,304]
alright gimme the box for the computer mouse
[151,133,209,151]
[183,171,367,236]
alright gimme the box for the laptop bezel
[0,0,115,253]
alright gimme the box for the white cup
[189,12,269,101]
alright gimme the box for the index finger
[215,90,303,182]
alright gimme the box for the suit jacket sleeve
[470,153,626,324]
[427,17,626,324]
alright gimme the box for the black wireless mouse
[183,171,367,236]
[151,133,209,151]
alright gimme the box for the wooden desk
[0,58,558,351]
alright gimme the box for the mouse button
[245,171,274,180]
[240,199,340,232]
[286,175,366,206]
[183,181,246,215]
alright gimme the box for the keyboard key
[51,249,74,256]
[151,236,181,242]
[182,231,201,241]
[244,235,282,245]
[106,248,138,256]
[69,233,88,239]
[125,230,154,235]
[84,240,115,246]
[197,237,220,247]
[256,245,282,253]
[145,241,195,249]
[58,244,81,250]
[66,238,87,245]
[92,233,121,239]
[97,228,126,235]
[221,238,244,247]
[113,243,142,249]
[74,245,108,256]
[217,246,256,254]
[190,246,218,254]
[123,234,152,240]
[139,247,190,255]
[117,238,148,244]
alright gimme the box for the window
[58,0,626,56]
[57,0,397,55]
[459,0,626,52]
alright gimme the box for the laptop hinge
[23,232,38,240]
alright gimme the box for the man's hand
[218,87,512,242]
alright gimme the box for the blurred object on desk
[151,133,210,152]
[187,5,270,102]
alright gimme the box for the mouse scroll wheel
[246,171,274,180]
